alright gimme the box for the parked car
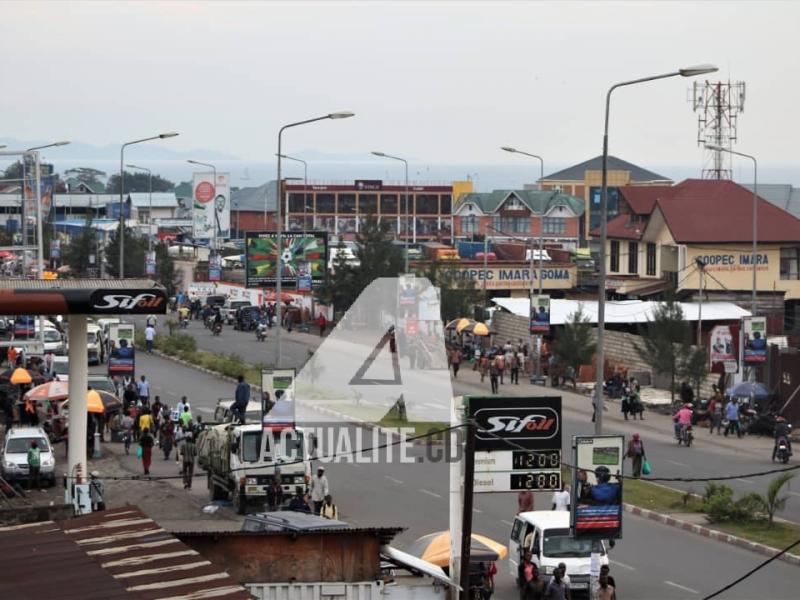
[221,299,252,325]
[39,328,66,355]
[1,426,56,486]
[86,324,105,365]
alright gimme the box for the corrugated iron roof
[0,507,251,600]
[0,278,161,290]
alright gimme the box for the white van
[1,426,56,486]
[509,511,608,593]
[86,324,104,364]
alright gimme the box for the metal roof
[0,278,161,290]
[542,155,672,183]
[0,507,251,599]
[454,189,584,216]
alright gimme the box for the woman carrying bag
[626,433,647,478]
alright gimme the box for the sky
[2,1,799,188]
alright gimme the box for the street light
[595,64,717,435]
[705,144,758,314]
[372,151,410,272]
[126,164,153,254]
[275,111,355,368]
[502,146,546,382]
[277,154,308,233]
[119,132,178,277]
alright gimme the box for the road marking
[194,407,213,414]
[501,520,514,527]
[419,488,443,499]
[664,581,699,594]
[384,476,403,485]
[423,403,443,410]
[473,508,483,514]
[665,459,689,467]
[610,559,635,571]
[735,478,755,484]
[787,491,800,498]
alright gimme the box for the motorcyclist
[772,416,793,461]
[673,403,693,440]
[256,316,268,341]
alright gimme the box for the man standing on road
[517,490,534,514]
[233,375,249,424]
[724,398,741,438]
[144,323,156,354]
[626,433,646,478]
[544,566,568,600]
[137,375,150,406]
[181,432,197,489]
[309,466,329,515]
[27,440,41,490]
[316,312,327,337]
[551,483,571,511]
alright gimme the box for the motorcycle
[255,322,267,342]
[179,317,189,329]
[675,423,693,447]
[775,437,790,464]
[212,322,222,336]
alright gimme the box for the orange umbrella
[405,531,507,568]
[63,390,122,414]
[24,380,70,403]
[10,367,33,385]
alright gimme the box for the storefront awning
[0,279,168,315]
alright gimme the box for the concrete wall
[492,311,718,397]
[0,503,73,526]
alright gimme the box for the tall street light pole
[277,154,308,233]
[705,144,758,314]
[187,159,218,253]
[126,164,152,253]
[372,151,409,272]
[595,64,717,435]
[275,111,355,368]
[119,132,178,277]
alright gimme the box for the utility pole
[696,258,705,347]
[458,419,476,600]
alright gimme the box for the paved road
[113,352,800,599]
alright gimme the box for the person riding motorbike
[178,305,190,328]
[773,416,793,461]
[256,317,268,341]
[673,403,693,441]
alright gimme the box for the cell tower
[691,80,746,179]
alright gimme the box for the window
[440,194,452,215]
[492,216,529,234]
[287,193,306,213]
[415,194,438,215]
[359,193,378,215]
[338,194,356,214]
[610,240,620,272]
[380,194,398,214]
[316,193,335,213]
[542,217,566,235]
[628,241,638,274]
[781,248,800,280]
[646,243,657,276]
[462,215,478,234]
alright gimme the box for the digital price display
[512,450,561,470]
[510,471,562,491]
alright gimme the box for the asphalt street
[114,351,800,599]
[130,315,800,523]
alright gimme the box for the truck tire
[208,475,227,501]
[234,489,246,515]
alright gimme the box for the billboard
[261,368,296,428]
[192,172,231,241]
[710,324,737,373]
[245,231,328,288]
[296,261,312,292]
[743,316,767,364]
[208,253,221,282]
[108,323,136,377]
[571,435,624,540]
[145,251,156,276]
[529,294,551,334]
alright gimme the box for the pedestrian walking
[233,375,249,424]
[551,484,571,511]
[174,425,186,467]
[495,354,505,385]
[518,551,543,600]
[179,405,193,429]
[121,410,133,454]
[544,567,568,599]
[89,471,105,511]
[709,387,724,435]
[181,432,197,489]
[597,574,615,600]
[510,352,520,385]
[450,347,461,378]
[319,494,339,519]
[144,323,156,353]
[266,480,284,511]
[489,359,500,394]
[309,466,329,515]
[139,428,154,475]
[27,440,41,490]
[517,490,534,514]
[160,419,175,460]
[626,433,646,478]
[724,398,741,438]
[479,355,489,383]
[137,375,150,406]
[138,408,152,436]
[316,312,327,337]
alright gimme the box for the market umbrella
[726,381,770,399]
[405,531,507,568]
[462,321,493,337]
[0,367,46,386]
[64,390,123,414]
[445,318,472,332]
[24,380,70,403]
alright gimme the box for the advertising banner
[208,253,221,282]
[571,435,624,540]
[145,251,156,276]
[530,295,551,334]
[710,324,737,372]
[192,172,231,241]
[261,368,296,428]
[108,323,135,377]
[296,261,312,292]
[50,239,61,259]
[245,231,328,288]
[23,161,55,222]
[743,316,768,364]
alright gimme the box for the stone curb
[148,350,443,446]
[624,503,800,567]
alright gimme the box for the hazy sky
[2,1,799,178]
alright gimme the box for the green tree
[761,473,795,525]
[106,171,175,194]
[635,297,693,403]
[154,241,181,296]
[62,213,98,276]
[317,241,358,315]
[64,167,107,186]
[422,260,482,323]
[681,345,709,399]
[2,161,23,181]
[552,306,596,388]
[104,225,147,278]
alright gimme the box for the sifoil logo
[92,292,165,312]
[485,414,556,434]
[473,405,561,446]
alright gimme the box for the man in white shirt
[144,324,156,353]
[309,466,330,515]
[551,483,571,511]
[137,375,150,406]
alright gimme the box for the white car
[86,324,105,364]
[1,426,56,486]
[40,327,66,355]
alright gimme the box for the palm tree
[762,473,795,525]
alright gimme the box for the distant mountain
[0,138,239,161]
